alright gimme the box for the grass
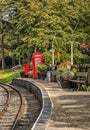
[87,86,90,91]
[0,69,21,83]
[81,84,90,92]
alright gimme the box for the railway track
[14,85,41,130]
[0,83,24,130]
[0,84,10,118]
[0,83,41,130]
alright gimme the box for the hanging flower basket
[79,44,88,49]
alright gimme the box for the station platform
[33,79,90,130]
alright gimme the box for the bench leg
[77,83,80,91]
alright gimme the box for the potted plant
[37,64,48,79]
[57,66,67,75]
[57,66,78,88]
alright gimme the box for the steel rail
[0,82,24,130]
[0,83,10,118]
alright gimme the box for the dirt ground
[37,80,90,130]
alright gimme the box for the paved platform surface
[35,80,90,130]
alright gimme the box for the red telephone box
[24,64,30,77]
[32,52,43,78]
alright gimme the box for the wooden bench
[69,72,88,90]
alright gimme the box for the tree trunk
[19,56,21,65]
[1,20,5,70]
[12,55,16,67]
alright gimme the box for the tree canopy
[0,0,90,69]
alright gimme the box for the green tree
[0,2,8,69]
[1,0,90,67]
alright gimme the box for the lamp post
[71,41,73,65]
[70,19,79,65]
[52,35,55,65]
[52,42,54,65]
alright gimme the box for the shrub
[57,67,67,75]
[37,64,48,74]
[57,66,78,81]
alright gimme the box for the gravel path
[36,80,90,130]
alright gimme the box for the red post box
[32,52,43,78]
[24,64,30,77]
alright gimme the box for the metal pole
[71,41,73,65]
[52,42,54,65]
[70,19,79,65]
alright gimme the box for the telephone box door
[32,52,43,78]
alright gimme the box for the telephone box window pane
[36,58,40,66]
